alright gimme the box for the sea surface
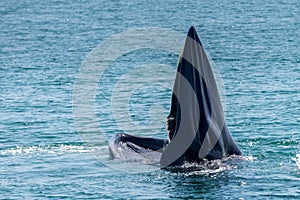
[0,0,299,199]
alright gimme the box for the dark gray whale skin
[109,133,168,154]
[109,26,241,168]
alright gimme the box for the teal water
[1,0,299,199]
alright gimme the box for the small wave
[0,144,92,156]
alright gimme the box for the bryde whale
[109,26,241,168]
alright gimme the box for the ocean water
[0,0,299,199]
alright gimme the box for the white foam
[0,144,91,156]
[241,155,255,161]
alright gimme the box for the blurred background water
[0,0,299,199]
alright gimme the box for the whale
[109,26,241,168]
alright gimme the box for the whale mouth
[108,26,242,169]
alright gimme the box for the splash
[292,154,300,169]
[108,140,161,165]
[164,155,247,176]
